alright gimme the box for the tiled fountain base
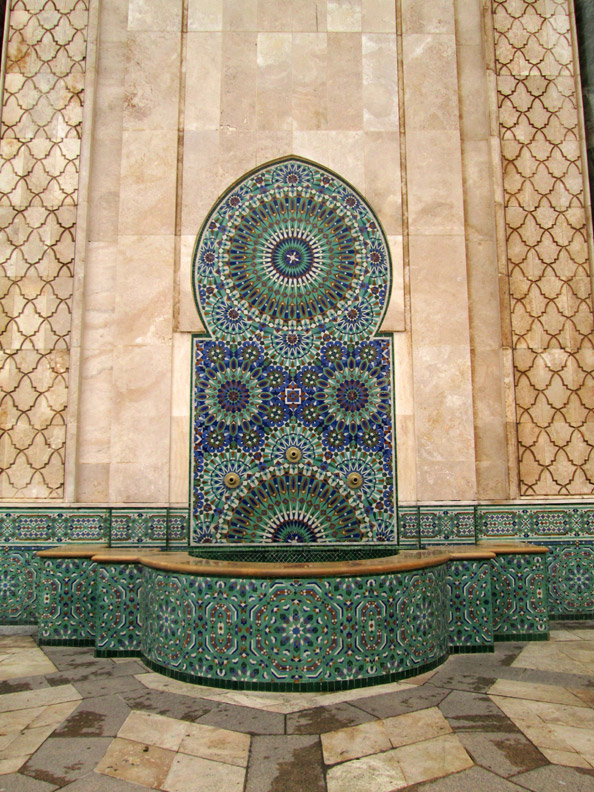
[1,626,594,790]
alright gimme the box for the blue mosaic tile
[95,563,143,654]
[38,558,96,643]
[447,558,493,649]
[490,553,549,638]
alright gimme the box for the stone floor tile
[457,730,547,777]
[40,650,103,673]
[572,689,594,707]
[246,735,325,792]
[512,644,592,677]
[352,684,450,719]
[405,765,527,790]
[59,773,151,791]
[439,690,517,732]
[179,722,250,767]
[0,685,81,714]
[395,733,473,786]
[286,701,375,734]
[53,696,131,738]
[0,652,56,681]
[0,726,54,761]
[489,678,589,707]
[0,759,28,776]
[0,638,37,652]
[550,630,580,642]
[325,749,406,792]
[321,719,391,765]
[513,763,594,791]
[540,747,593,768]
[118,710,187,751]
[384,706,452,748]
[197,702,285,735]
[20,737,112,787]
[163,753,245,792]
[29,701,80,730]
[0,708,47,736]
[0,772,57,790]
[0,677,50,696]
[547,723,594,762]
[95,736,174,788]
[120,688,216,723]
[426,668,497,694]
[66,675,144,700]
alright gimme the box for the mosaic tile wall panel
[37,557,96,643]
[490,552,549,638]
[95,563,143,655]
[479,505,594,540]
[141,564,448,688]
[191,159,396,546]
[491,0,594,494]
[546,541,594,616]
[0,546,39,623]
[447,559,493,649]
[399,508,476,547]
[0,0,89,498]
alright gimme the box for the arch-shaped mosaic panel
[191,158,396,544]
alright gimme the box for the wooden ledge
[37,544,107,559]
[91,548,160,564]
[477,542,549,555]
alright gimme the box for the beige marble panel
[457,45,490,142]
[292,0,327,32]
[178,233,205,332]
[328,0,361,32]
[256,33,292,130]
[257,0,287,32]
[403,34,459,131]
[110,461,170,503]
[180,130,220,237]
[172,333,191,419]
[185,34,222,131]
[81,242,116,351]
[364,132,401,234]
[128,0,182,31]
[396,414,417,502]
[255,131,292,163]
[218,129,258,192]
[362,0,395,32]
[188,0,223,31]
[363,35,397,131]
[401,0,455,33]
[114,236,174,347]
[76,462,110,502]
[118,130,178,235]
[170,415,190,504]
[77,349,114,464]
[292,34,328,130]
[380,235,404,332]
[223,0,258,31]
[220,33,258,131]
[100,0,130,42]
[123,32,181,131]
[327,34,363,130]
[406,131,465,235]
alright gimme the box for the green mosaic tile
[490,553,549,638]
[37,558,97,643]
[95,563,143,654]
[447,558,493,648]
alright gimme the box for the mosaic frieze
[95,563,143,654]
[546,542,594,616]
[38,557,96,643]
[490,553,549,638]
[447,559,493,649]
[491,0,594,494]
[0,0,89,498]
[399,509,476,546]
[191,159,395,544]
[141,564,448,687]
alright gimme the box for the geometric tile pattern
[490,552,549,639]
[0,0,89,498]
[399,507,476,546]
[447,559,493,650]
[95,563,143,656]
[191,158,395,545]
[37,557,96,643]
[546,542,594,617]
[492,0,594,494]
[141,564,448,689]
[0,546,39,623]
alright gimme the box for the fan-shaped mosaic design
[191,158,395,544]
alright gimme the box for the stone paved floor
[0,624,594,790]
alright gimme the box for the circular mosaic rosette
[193,159,391,341]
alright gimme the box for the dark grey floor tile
[120,687,216,722]
[439,690,517,732]
[20,737,112,787]
[197,702,285,735]
[406,765,527,790]
[53,694,131,737]
[427,668,498,693]
[0,676,50,695]
[0,774,57,792]
[66,674,144,699]
[514,764,594,791]
[286,701,374,734]
[59,773,151,791]
[246,735,324,792]
[457,730,548,777]
[352,683,450,719]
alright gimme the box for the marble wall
[1,0,593,506]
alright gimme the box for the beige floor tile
[493,695,594,730]
[179,723,250,767]
[0,637,37,652]
[0,707,46,735]
[28,700,79,729]
[512,718,574,753]
[383,706,452,748]
[557,644,594,669]
[0,685,81,714]
[326,750,406,792]
[0,756,27,775]
[572,630,594,640]
[395,733,474,786]
[541,748,593,768]
[549,630,578,642]
[322,720,391,766]
[548,724,594,758]
[118,710,188,751]
[162,753,245,792]
[570,688,594,707]
[95,737,174,788]
[512,644,592,676]
[0,725,54,760]
[488,679,589,708]
[0,651,57,680]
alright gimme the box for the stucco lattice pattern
[493,0,594,494]
[0,0,88,498]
